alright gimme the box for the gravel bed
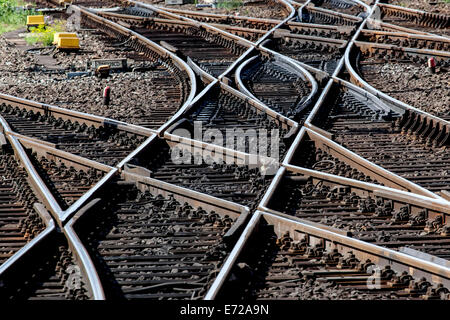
[360,59,450,118]
[386,0,450,15]
[139,0,290,19]
[0,27,184,129]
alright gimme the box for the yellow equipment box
[95,65,111,78]
[53,33,78,45]
[26,15,45,27]
[57,37,80,50]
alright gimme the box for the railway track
[0,143,45,266]
[310,81,450,195]
[300,6,363,26]
[133,0,292,20]
[285,21,356,40]
[286,130,380,185]
[0,0,449,303]
[237,54,314,121]
[0,101,147,166]
[166,81,297,158]
[354,43,450,119]
[71,180,242,300]
[383,0,450,15]
[129,137,272,211]
[378,4,450,37]
[0,232,90,300]
[98,11,248,78]
[27,151,105,210]
[34,0,121,7]
[216,212,450,300]
[309,0,365,16]
[161,8,281,31]
[265,167,450,259]
[268,30,347,74]
[146,9,278,42]
[358,29,450,51]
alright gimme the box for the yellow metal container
[57,37,80,50]
[26,15,45,27]
[53,33,78,45]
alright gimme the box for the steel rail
[235,49,318,124]
[207,210,450,299]
[15,136,119,224]
[377,3,450,39]
[0,121,64,221]
[64,199,106,300]
[282,126,442,198]
[282,164,450,209]
[366,17,450,39]
[119,1,269,82]
[344,1,450,128]
[0,92,155,137]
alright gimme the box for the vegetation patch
[0,0,35,34]
[216,0,243,10]
[26,19,66,46]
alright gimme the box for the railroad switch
[26,15,45,32]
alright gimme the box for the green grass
[0,0,35,34]
[216,0,243,10]
[25,19,66,46]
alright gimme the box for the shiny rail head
[0,137,58,277]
